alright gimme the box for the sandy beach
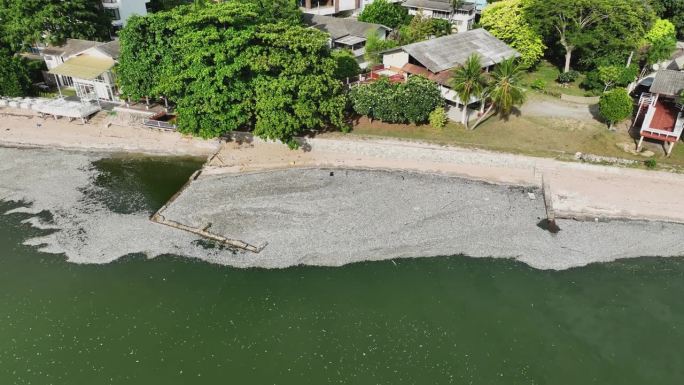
[0,107,219,156]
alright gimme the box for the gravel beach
[2,146,684,270]
[161,168,684,270]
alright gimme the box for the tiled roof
[400,28,519,73]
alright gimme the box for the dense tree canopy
[0,0,111,51]
[526,0,655,72]
[358,0,409,29]
[651,0,684,39]
[118,2,346,146]
[480,0,545,68]
[0,49,33,97]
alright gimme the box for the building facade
[402,0,476,33]
[102,0,151,30]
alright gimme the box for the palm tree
[450,54,487,129]
[471,58,526,130]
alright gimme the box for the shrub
[557,70,580,83]
[331,50,360,80]
[429,107,448,128]
[598,89,633,129]
[530,79,546,90]
[644,159,657,169]
[350,76,442,124]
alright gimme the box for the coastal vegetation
[118,2,346,147]
[0,0,111,51]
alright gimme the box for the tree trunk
[563,48,573,73]
[471,104,495,130]
[461,104,469,129]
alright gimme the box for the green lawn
[38,88,77,98]
[522,61,596,98]
[345,115,684,171]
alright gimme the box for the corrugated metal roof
[650,70,684,96]
[302,14,390,40]
[48,55,115,80]
[95,41,121,60]
[336,35,366,46]
[400,28,519,73]
[42,39,103,58]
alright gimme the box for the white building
[402,0,476,33]
[42,39,121,102]
[102,0,151,30]
[298,0,401,16]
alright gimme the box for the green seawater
[1,156,683,384]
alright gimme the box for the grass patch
[346,115,684,170]
[523,61,595,98]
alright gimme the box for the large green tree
[0,0,111,51]
[358,0,409,29]
[118,2,346,146]
[480,0,545,68]
[526,0,654,72]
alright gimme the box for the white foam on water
[0,147,245,264]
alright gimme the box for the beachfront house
[381,29,519,108]
[42,39,121,102]
[303,14,391,66]
[298,0,401,15]
[634,70,684,156]
[402,0,477,33]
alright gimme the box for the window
[104,8,120,21]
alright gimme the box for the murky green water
[1,156,683,384]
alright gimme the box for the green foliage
[526,0,655,72]
[596,63,638,91]
[644,158,657,169]
[358,0,409,29]
[450,54,487,128]
[430,19,452,38]
[598,89,633,128]
[650,0,684,39]
[530,79,546,90]
[0,50,32,97]
[429,107,448,128]
[397,11,451,44]
[643,18,677,64]
[0,0,111,51]
[350,76,442,124]
[234,0,302,24]
[557,70,579,83]
[364,32,398,65]
[331,50,360,80]
[480,0,545,68]
[401,76,445,123]
[487,58,526,117]
[118,2,346,145]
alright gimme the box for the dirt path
[521,94,599,121]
